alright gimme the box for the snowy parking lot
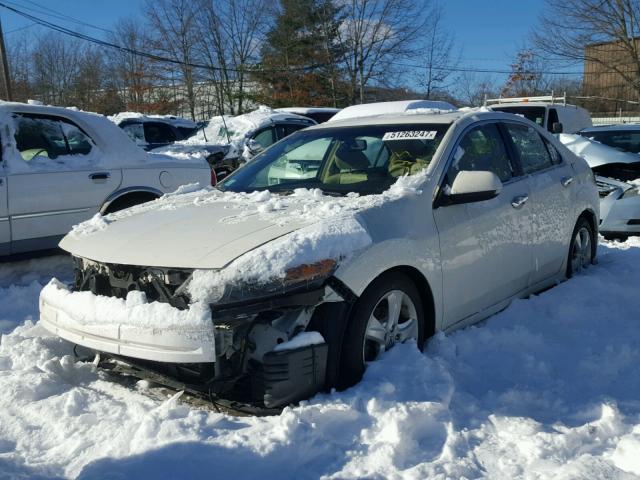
[1,239,640,479]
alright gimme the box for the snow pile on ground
[40,279,210,329]
[1,239,640,478]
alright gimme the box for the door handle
[511,194,528,209]
[561,176,573,187]
[89,172,110,181]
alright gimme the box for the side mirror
[247,139,264,155]
[439,170,502,206]
[552,122,563,134]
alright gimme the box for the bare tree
[145,0,200,119]
[7,32,33,102]
[420,4,458,99]
[197,0,268,115]
[107,18,157,111]
[456,71,499,107]
[337,0,433,104]
[534,0,640,98]
[31,33,84,106]
[501,49,551,97]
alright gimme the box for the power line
[0,1,623,78]
[5,0,113,34]
[0,1,324,75]
[5,22,36,34]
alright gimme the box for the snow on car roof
[277,107,341,115]
[109,112,198,129]
[181,106,315,146]
[328,100,457,123]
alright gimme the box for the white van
[486,94,592,134]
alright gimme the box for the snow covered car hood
[59,197,313,270]
[57,183,391,274]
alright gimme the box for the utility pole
[0,17,12,101]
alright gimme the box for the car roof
[305,109,515,130]
[581,124,640,132]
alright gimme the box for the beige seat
[324,143,370,184]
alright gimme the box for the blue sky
[1,0,550,86]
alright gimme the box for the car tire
[566,217,595,278]
[337,272,425,390]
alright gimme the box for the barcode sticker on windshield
[382,130,437,141]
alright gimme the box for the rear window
[492,106,546,128]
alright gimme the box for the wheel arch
[100,186,163,214]
[376,265,437,337]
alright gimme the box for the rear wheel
[337,272,425,389]
[567,217,595,277]
[103,193,158,214]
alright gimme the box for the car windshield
[492,106,546,127]
[218,124,449,196]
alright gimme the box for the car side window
[446,123,514,184]
[13,114,93,162]
[144,122,176,144]
[543,137,562,165]
[547,109,559,132]
[122,123,146,145]
[277,124,308,139]
[59,120,92,155]
[252,128,276,148]
[505,123,554,174]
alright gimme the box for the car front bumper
[39,280,216,363]
[600,195,640,235]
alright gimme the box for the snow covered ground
[1,239,640,479]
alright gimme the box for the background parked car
[112,114,199,151]
[153,106,316,179]
[0,103,212,256]
[559,133,640,239]
[487,94,593,133]
[579,124,640,154]
[276,107,341,123]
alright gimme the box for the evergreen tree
[256,0,344,107]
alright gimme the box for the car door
[0,165,9,255]
[7,113,121,252]
[503,122,574,284]
[433,122,533,327]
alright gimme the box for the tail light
[210,168,217,186]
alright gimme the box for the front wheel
[337,272,425,389]
[567,217,595,278]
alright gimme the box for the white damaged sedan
[39,106,599,409]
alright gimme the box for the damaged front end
[42,256,356,410]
